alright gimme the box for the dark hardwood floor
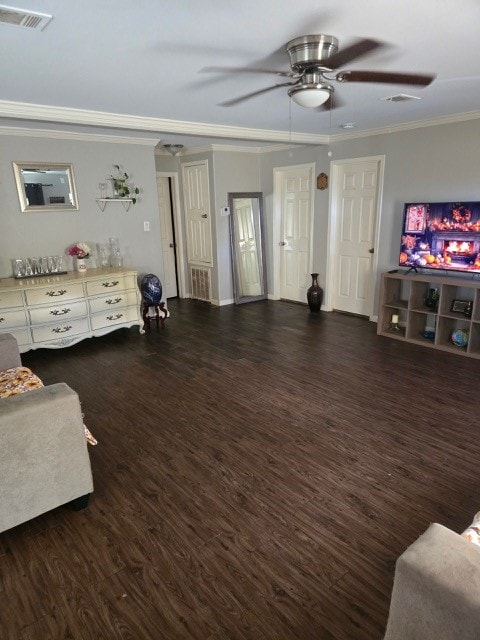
[2,299,479,639]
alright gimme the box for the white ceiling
[1,0,480,149]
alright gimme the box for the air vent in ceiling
[0,5,53,30]
[380,94,421,103]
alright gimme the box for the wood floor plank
[2,299,479,638]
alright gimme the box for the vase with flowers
[68,242,91,273]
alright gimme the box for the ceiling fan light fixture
[288,84,332,108]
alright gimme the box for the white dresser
[0,268,144,352]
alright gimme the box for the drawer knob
[105,298,122,305]
[102,281,120,288]
[50,308,71,316]
[0,317,4,323]
[52,325,72,334]
[107,313,123,321]
[46,289,67,297]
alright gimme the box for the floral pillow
[462,511,480,547]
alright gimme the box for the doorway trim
[325,155,385,320]
[272,162,316,300]
[156,171,186,299]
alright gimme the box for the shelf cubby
[406,311,437,344]
[378,272,480,359]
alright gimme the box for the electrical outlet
[143,221,150,232]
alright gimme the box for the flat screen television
[399,201,480,273]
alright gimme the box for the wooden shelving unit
[377,272,480,358]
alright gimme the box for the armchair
[0,333,94,533]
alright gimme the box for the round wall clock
[317,172,328,190]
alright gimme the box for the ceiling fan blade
[325,38,384,69]
[201,66,296,78]
[219,82,297,107]
[336,70,435,86]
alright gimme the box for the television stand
[377,271,480,359]
[404,265,418,275]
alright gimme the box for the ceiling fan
[203,35,435,109]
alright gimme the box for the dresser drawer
[86,276,126,297]
[29,300,88,325]
[0,291,24,308]
[88,290,138,314]
[90,306,140,331]
[25,283,84,306]
[0,308,28,329]
[31,318,90,343]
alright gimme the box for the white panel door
[332,161,379,316]
[156,176,177,298]
[280,167,313,302]
[182,161,212,264]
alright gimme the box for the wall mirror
[228,192,268,304]
[13,162,79,212]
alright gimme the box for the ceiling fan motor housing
[286,35,339,72]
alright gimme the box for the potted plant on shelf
[110,164,140,203]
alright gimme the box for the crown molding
[330,109,480,142]
[0,100,325,144]
[0,125,160,146]
[2,99,478,150]
[155,143,310,156]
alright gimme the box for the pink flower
[68,242,91,258]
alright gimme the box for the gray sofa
[0,333,93,533]
[384,522,480,639]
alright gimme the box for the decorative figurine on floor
[140,274,169,329]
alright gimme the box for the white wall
[329,118,480,311]
[5,117,480,315]
[212,151,261,303]
[0,134,165,282]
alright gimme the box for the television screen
[399,201,480,273]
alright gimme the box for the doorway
[326,156,384,319]
[156,172,186,299]
[272,163,315,302]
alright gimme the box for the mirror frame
[228,191,268,305]
[13,161,79,212]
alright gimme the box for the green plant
[110,164,140,204]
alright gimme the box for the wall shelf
[378,271,480,359]
[96,198,132,212]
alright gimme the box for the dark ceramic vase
[141,274,162,305]
[307,273,323,312]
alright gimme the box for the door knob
[279,241,286,246]
[202,214,208,219]
[368,247,375,254]
[169,243,175,248]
